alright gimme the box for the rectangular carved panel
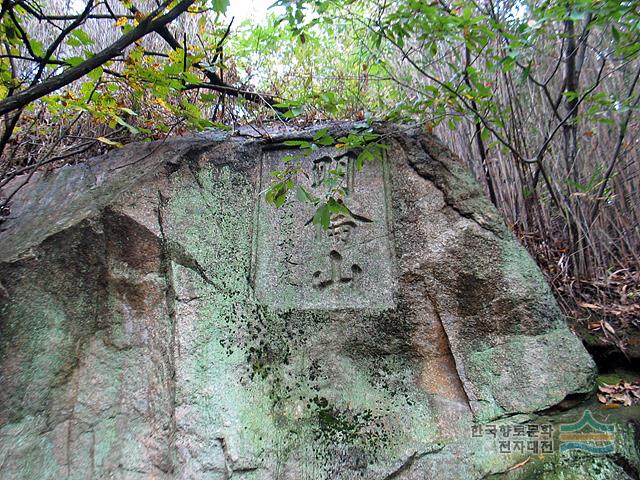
[252,147,396,310]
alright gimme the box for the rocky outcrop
[0,123,609,479]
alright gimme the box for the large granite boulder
[0,123,601,479]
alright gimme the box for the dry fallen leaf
[598,385,618,394]
[597,380,640,407]
[578,302,602,310]
[610,392,632,406]
[507,456,531,471]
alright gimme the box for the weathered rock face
[0,123,601,479]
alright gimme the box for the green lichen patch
[166,164,444,478]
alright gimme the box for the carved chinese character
[312,250,362,290]
[311,153,355,194]
[327,214,356,246]
[311,210,371,290]
[255,148,396,309]
[311,156,332,188]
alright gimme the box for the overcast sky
[225,0,280,23]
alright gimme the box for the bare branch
[590,62,640,224]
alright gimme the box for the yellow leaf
[156,98,170,110]
[96,137,122,147]
[115,17,128,27]
[198,15,207,35]
[335,143,346,148]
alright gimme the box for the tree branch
[0,0,193,117]
[590,62,640,224]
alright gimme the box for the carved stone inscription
[253,147,396,310]
[312,215,364,291]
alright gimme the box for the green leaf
[87,67,103,81]
[162,63,183,75]
[597,117,614,125]
[312,128,335,145]
[115,116,139,134]
[265,186,276,204]
[66,56,85,67]
[562,90,579,101]
[67,29,94,47]
[182,72,202,84]
[266,181,290,208]
[327,198,352,216]
[211,0,230,13]
[522,186,535,199]
[568,11,585,21]
[66,37,82,48]
[356,149,374,170]
[283,140,312,148]
[274,191,287,208]
[312,204,331,229]
[30,39,44,58]
[79,81,96,97]
[611,26,620,43]
[282,154,305,162]
[296,186,317,204]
